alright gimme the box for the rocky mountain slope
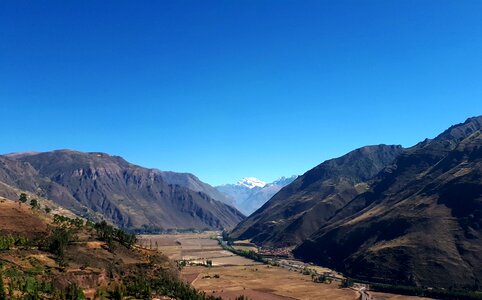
[159,171,233,206]
[0,150,244,231]
[230,145,403,246]
[294,116,482,288]
[216,176,297,215]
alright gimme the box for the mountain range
[216,176,297,215]
[0,150,244,231]
[1,115,481,290]
[231,116,482,289]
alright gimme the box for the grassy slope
[0,198,221,299]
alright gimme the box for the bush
[340,278,353,288]
[0,272,6,300]
[0,235,31,250]
[64,283,86,300]
[18,193,28,203]
[47,227,73,265]
[30,199,39,209]
[94,221,136,250]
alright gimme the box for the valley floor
[139,233,432,300]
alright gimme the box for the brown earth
[0,198,177,299]
[0,198,48,237]
[148,233,420,300]
[183,265,358,300]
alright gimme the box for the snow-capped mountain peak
[237,177,267,189]
[216,175,297,215]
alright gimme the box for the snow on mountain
[216,175,297,215]
[237,177,267,189]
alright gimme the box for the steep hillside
[0,151,244,231]
[160,171,234,207]
[0,197,49,238]
[0,198,222,299]
[294,116,482,288]
[230,145,403,246]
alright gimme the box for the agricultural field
[140,232,435,300]
[183,264,357,300]
[138,232,259,266]
[140,233,357,299]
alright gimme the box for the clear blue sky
[1,1,481,186]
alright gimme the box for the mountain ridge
[230,144,403,246]
[229,115,482,288]
[0,150,244,231]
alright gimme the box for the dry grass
[183,265,358,300]
[144,233,358,299]
[0,199,48,237]
[133,233,437,300]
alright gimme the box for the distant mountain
[230,145,403,246]
[0,150,244,231]
[216,176,297,215]
[237,177,268,189]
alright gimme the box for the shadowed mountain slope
[294,116,482,288]
[230,144,403,247]
[159,171,233,207]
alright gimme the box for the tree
[340,278,354,288]
[0,271,6,300]
[45,207,52,214]
[94,221,136,250]
[30,199,39,209]
[48,227,73,266]
[19,193,28,203]
[65,283,86,300]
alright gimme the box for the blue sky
[1,1,481,186]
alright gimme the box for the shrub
[340,278,354,288]
[30,199,39,209]
[64,283,86,300]
[19,193,27,203]
[47,227,73,265]
[0,272,6,300]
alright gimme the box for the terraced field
[140,233,357,299]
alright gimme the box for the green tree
[44,207,52,213]
[48,227,73,266]
[340,278,353,288]
[109,282,126,300]
[19,193,28,203]
[65,283,86,300]
[0,271,6,300]
[30,199,39,209]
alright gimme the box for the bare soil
[0,199,48,237]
